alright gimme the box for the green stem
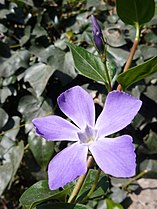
[83,168,101,201]
[121,169,148,190]
[117,23,140,91]
[100,54,112,92]
[68,156,94,203]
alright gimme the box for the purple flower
[32,86,142,190]
[91,15,105,54]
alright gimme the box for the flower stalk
[68,156,94,203]
[121,169,148,190]
[83,168,101,201]
[91,15,112,91]
[117,23,140,91]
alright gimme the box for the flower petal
[89,135,136,177]
[96,91,142,137]
[48,142,88,190]
[32,115,79,141]
[58,86,95,129]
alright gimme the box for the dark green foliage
[0,0,157,208]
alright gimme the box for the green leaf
[37,203,92,209]
[105,198,124,209]
[18,95,52,132]
[0,86,12,103]
[77,169,109,201]
[4,116,20,141]
[0,108,9,130]
[0,140,24,195]
[24,63,55,97]
[28,131,55,171]
[19,180,73,209]
[117,56,157,90]
[0,163,12,196]
[67,42,107,84]
[144,130,157,154]
[116,0,155,26]
[140,159,157,176]
[0,49,30,77]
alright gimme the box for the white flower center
[77,125,98,145]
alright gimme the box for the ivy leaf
[28,131,55,171]
[24,63,55,97]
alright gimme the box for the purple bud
[91,15,105,54]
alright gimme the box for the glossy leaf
[37,203,92,209]
[144,130,157,154]
[18,95,52,132]
[4,116,20,141]
[116,0,155,26]
[28,131,55,171]
[0,49,30,77]
[140,159,157,175]
[105,198,124,209]
[0,140,24,195]
[0,108,9,130]
[117,56,157,90]
[0,163,12,196]
[77,169,108,201]
[24,63,55,97]
[67,42,107,84]
[19,180,74,209]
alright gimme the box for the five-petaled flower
[32,86,142,190]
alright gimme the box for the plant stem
[117,23,140,91]
[100,54,112,92]
[121,169,148,190]
[83,168,101,200]
[68,156,94,203]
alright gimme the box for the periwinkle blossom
[92,15,105,54]
[32,86,142,190]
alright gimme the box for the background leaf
[0,140,24,195]
[24,63,55,97]
[116,0,155,26]
[28,131,55,171]
[0,108,9,130]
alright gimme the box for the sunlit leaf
[117,56,157,90]
[67,42,108,84]
[24,63,55,97]
[0,49,30,77]
[105,198,124,209]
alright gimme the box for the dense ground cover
[0,0,157,208]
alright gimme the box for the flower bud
[91,15,105,54]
